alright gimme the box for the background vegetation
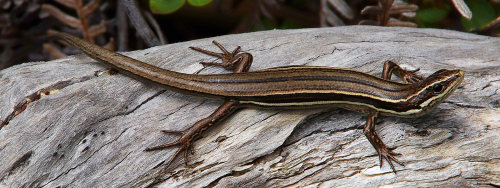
[0,0,499,70]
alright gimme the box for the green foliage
[150,0,212,14]
[258,19,275,31]
[461,0,496,31]
[150,0,185,14]
[187,0,212,7]
[417,7,449,23]
[280,20,300,29]
[415,3,451,28]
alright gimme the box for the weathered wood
[1,26,499,187]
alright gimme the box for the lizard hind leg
[146,40,251,169]
[189,41,253,73]
[145,100,240,169]
[382,61,423,84]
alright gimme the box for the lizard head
[406,69,464,117]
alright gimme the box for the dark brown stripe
[236,92,420,113]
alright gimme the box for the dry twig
[360,0,418,27]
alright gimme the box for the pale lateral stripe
[254,66,355,72]
[240,100,423,116]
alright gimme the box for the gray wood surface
[1,26,499,187]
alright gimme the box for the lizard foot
[145,130,195,168]
[189,40,241,69]
[376,144,405,173]
[400,68,424,84]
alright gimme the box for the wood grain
[0,26,499,187]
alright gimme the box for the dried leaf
[41,4,81,29]
[389,4,418,15]
[387,18,417,27]
[320,0,344,26]
[43,0,114,57]
[103,37,115,51]
[381,0,394,9]
[259,0,277,22]
[361,6,383,15]
[43,43,67,59]
[451,0,472,20]
[360,0,417,27]
[323,5,344,26]
[88,20,107,39]
[121,0,162,46]
[471,17,500,36]
[327,0,354,20]
[393,0,417,18]
[144,11,167,44]
[482,17,500,32]
[83,0,102,17]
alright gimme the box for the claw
[402,68,423,84]
[376,146,404,173]
[189,144,195,155]
[409,68,420,73]
[145,130,194,168]
[200,62,222,66]
[189,46,224,58]
[189,41,243,69]
[231,46,241,54]
[163,146,184,168]
[144,140,181,151]
[184,146,190,166]
[161,130,184,135]
[212,40,230,54]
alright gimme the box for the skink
[52,32,464,173]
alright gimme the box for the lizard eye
[432,83,444,93]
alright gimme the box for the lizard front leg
[145,41,253,168]
[363,61,423,173]
[363,111,404,173]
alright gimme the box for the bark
[0,26,499,187]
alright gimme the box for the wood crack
[0,74,97,129]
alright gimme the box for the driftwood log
[0,26,499,187]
